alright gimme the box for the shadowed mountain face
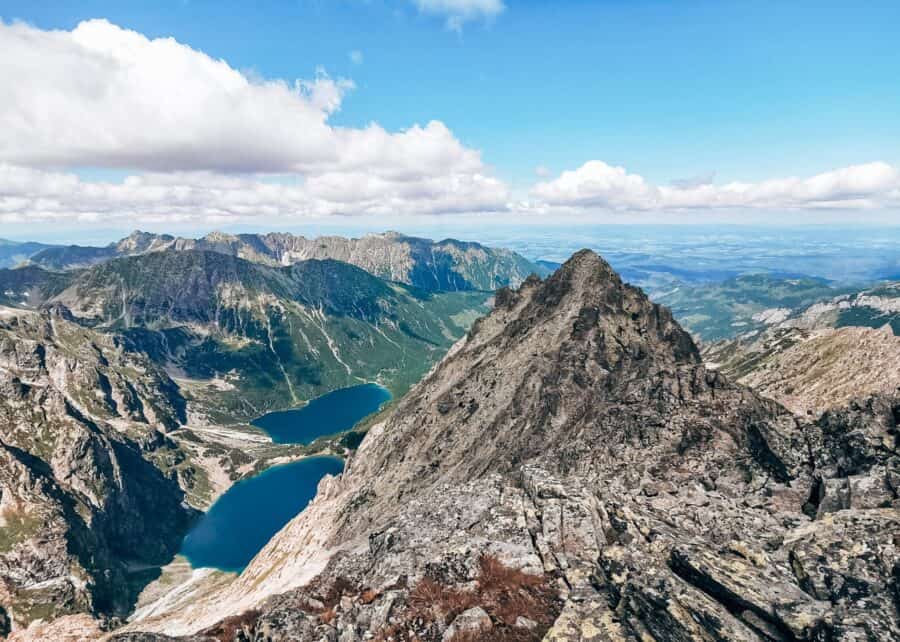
[125,250,898,640]
[27,230,545,293]
[0,308,196,632]
[0,250,490,420]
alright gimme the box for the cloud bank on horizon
[0,17,897,227]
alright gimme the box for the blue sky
[0,0,899,240]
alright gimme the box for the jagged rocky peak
[489,248,700,365]
[114,230,175,253]
[322,248,796,529]
[122,248,900,641]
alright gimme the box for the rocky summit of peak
[123,250,898,640]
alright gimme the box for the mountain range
[117,250,898,641]
[0,241,896,640]
[0,250,491,421]
[22,230,545,293]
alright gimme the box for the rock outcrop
[123,250,900,640]
[0,307,196,633]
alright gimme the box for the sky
[0,0,899,242]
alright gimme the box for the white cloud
[0,164,509,224]
[0,19,509,222]
[349,50,364,65]
[0,20,493,179]
[413,0,505,30]
[531,160,900,212]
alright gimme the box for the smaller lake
[251,382,392,444]
[180,456,344,573]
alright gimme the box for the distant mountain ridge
[0,239,56,269]
[704,323,900,416]
[0,250,490,420]
[28,230,545,292]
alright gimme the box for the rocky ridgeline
[121,250,898,641]
[0,307,196,634]
[28,230,543,293]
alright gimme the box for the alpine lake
[179,383,391,572]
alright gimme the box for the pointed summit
[148,249,800,632]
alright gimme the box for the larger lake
[180,455,344,572]
[251,382,392,444]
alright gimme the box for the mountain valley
[0,240,896,641]
[114,250,899,641]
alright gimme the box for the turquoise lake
[179,383,390,572]
[250,383,392,444]
[180,455,344,572]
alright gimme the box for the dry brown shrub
[320,606,337,625]
[199,608,261,641]
[360,588,380,604]
[373,554,561,642]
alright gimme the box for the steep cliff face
[28,230,544,293]
[123,251,898,640]
[0,307,196,633]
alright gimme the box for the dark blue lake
[251,383,392,444]
[180,455,344,573]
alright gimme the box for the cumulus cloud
[348,50,364,65]
[413,0,505,30]
[0,19,493,180]
[531,161,900,212]
[0,19,509,222]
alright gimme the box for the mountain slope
[0,240,56,270]
[28,230,544,292]
[0,265,70,308]
[704,324,900,415]
[12,250,489,420]
[0,307,196,633]
[124,250,898,640]
[654,274,847,342]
